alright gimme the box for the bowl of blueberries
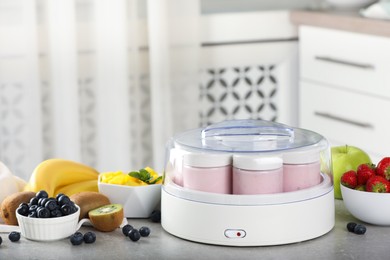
[16,190,80,241]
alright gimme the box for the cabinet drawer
[299,81,390,157]
[300,26,390,98]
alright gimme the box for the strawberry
[355,185,366,191]
[376,157,390,181]
[356,163,376,185]
[366,176,390,193]
[340,170,358,189]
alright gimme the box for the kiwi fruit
[88,204,124,232]
[70,191,111,220]
[0,191,35,225]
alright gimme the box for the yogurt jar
[182,152,232,194]
[233,155,283,195]
[283,148,321,192]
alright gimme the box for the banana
[54,179,98,197]
[25,159,99,197]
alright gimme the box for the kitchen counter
[1,200,390,260]
[290,10,390,37]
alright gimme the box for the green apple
[331,145,371,199]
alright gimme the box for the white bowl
[341,185,390,226]
[16,206,80,241]
[98,180,161,218]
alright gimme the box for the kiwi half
[88,204,124,232]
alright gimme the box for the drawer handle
[314,56,375,70]
[314,112,374,129]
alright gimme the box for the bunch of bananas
[24,159,99,197]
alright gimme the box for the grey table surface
[0,199,389,260]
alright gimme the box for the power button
[224,229,246,238]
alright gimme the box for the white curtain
[0,0,200,180]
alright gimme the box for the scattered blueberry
[122,224,134,236]
[354,224,367,235]
[139,226,150,237]
[346,222,357,232]
[346,222,367,235]
[83,232,96,244]
[9,231,21,242]
[150,210,161,223]
[36,190,49,200]
[128,229,141,242]
[70,232,84,246]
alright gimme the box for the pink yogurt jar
[233,155,283,195]
[182,153,232,194]
[283,148,321,192]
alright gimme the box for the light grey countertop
[291,10,390,38]
[1,199,389,260]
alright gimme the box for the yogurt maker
[161,119,334,246]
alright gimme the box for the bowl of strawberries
[341,157,390,225]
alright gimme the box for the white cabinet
[299,25,390,162]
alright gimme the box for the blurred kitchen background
[0,0,381,180]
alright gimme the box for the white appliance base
[161,188,335,246]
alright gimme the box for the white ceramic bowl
[326,0,376,10]
[16,206,80,241]
[341,185,390,226]
[98,180,161,218]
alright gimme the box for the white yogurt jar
[182,152,232,194]
[283,148,321,192]
[233,155,283,195]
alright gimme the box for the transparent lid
[173,119,324,153]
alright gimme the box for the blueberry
[28,211,37,218]
[128,229,141,242]
[60,204,71,215]
[122,224,134,236]
[83,232,96,244]
[57,195,71,206]
[0,236,2,245]
[139,226,150,237]
[38,197,49,207]
[45,199,58,211]
[29,204,38,213]
[56,193,65,201]
[150,210,161,223]
[70,232,83,246]
[37,207,50,218]
[346,222,357,232]
[30,197,39,206]
[17,203,29,216]
[36,190,49,200]
[9,231,21,242]
[68,201,78,214]
[354,224,367,235]
[50,209,62,218]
